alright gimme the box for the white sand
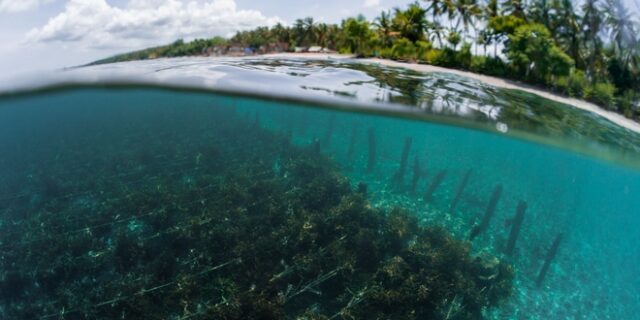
[263,53,640,134]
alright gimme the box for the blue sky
[0,0,638,76]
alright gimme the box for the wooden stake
[536,233,563,287]
[469,184,503,240]
[449,169,472,213]
[424,170,447,203]
[505,201,526,256]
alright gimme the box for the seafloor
[0,88,638,319]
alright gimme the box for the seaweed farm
[0,85,639,319]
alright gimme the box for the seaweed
[0,101,513,320]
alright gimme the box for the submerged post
[367,128,376,173]
[469,184,503,241]
[410,156,422,194]
[536,233,563,288]
[424,170,447,203]
[505,201,526,256]
[449,169,472,213]
[392,137,413,185]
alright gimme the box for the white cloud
[26,0,283,49]
[363,0,380,8]
[0,0,54,13]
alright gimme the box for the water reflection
[2,57,639,165]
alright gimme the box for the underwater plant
[0,98,513,320]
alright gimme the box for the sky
[0,0,414,76]
[0,0,639,77]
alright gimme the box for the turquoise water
[0,62,639,319]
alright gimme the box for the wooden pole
[505,201,526,256]
[424,170,447,203]
[469,184,503,240]
[392,137,413,184]
[449,169,472,213]
[536,233,563,287]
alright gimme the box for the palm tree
[429,21,447,47]
[424,0,445,21]
[453,0,480,32]
[293,19,306,47]
[481,0,500,55]
[452,0,481,52]
[271,23,290,44]
[303,17,317,46]
[581,0,604,77]
[605,0,638,62]
[501,0,526,19]
[485,0,499,20]
[392,2,428,43]
[553,0,583,68]
[444,0,458,29]
[342,15,374,55]
[374,10,394,47]
[423,0,449,48]
[325,24,341,50]
[315,23,329,49]
[529,0,551,29]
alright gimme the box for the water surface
[0,58,638,319]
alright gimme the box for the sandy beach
[264,53,640,134]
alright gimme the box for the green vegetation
[92,0,640,120]
[0,93,513,319]
[91,37,228,64]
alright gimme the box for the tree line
[93,0,640,119]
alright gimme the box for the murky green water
[0,59,639,319]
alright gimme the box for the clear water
[0,58,639,319]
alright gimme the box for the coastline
[262,53,640,134]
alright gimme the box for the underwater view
[1,58,639,320]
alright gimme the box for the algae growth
[0,88,513,319]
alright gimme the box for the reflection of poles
[505,201,526,256]
[449,169,472,213]
[367,128,376,173]
[469,184,503,240]
[536,233,563,287]
[392,137,413,185]
[424,170,447,203]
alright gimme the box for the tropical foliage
[94,0,640,120]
